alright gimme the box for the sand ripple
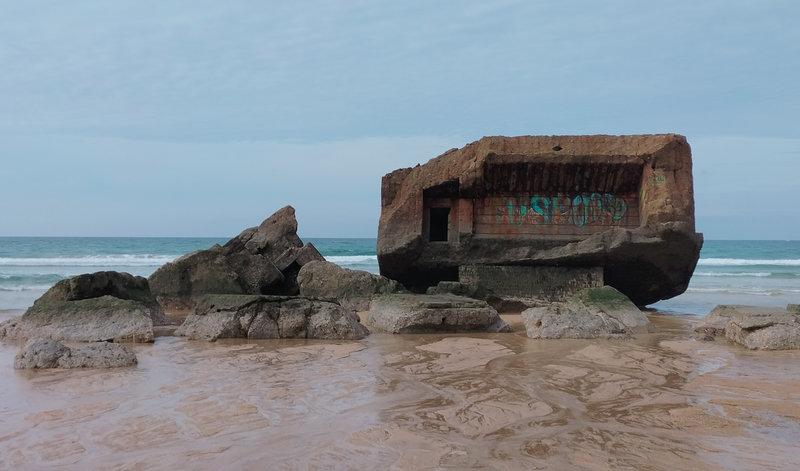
[1,315,800,470]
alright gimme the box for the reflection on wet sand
[2,312,800,470]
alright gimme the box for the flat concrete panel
[459,265,603,302]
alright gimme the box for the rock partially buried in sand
[695,305,800,350]
[366,294,511,334]
[297,260,407,311]
[148,206,325,310]
[14,338,137,369]
[175,294,369,341]
[0,271,166,343]
[522,286,655,339]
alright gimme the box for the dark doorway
[429,208,450,242]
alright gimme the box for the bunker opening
[429,208,450,242]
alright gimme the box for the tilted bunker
[377,134,703,306]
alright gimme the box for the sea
[0,237,798,316]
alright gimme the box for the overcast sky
[1,1,798,239]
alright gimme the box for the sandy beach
[1,310,798,470]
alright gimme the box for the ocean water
[651,240,800,315]
[0,237,377,311]
[0,237,797,315]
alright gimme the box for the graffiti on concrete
[488,193,636,227]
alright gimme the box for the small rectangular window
[429,208,450,242]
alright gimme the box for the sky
[1,1,798,239]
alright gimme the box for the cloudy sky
[1,1,798,238]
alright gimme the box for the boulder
[426,280,557,313]
[695,305,800,350]
[175,294,369,341]
[297,260,406,311]
[693,305,735,338]
[14,338,137,369]
[148,206,325,309]
[366,294,511,334]
[12,338,68,368]
[521,286,655,339]
[377,134,703,305]
[0,271,165,343]
[38,271,168,324]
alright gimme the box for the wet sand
[2,311,800,470]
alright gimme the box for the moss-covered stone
[578,286,632,306]
[522,286,654,339]
[35,271,157,306]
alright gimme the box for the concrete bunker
[377,135,703,306]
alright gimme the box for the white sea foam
[694,271,773,278]
[698,258,800,266]
[0,285,53,292]
[324,255,378,264]
[687,287,800,296]
[0,255,179,267]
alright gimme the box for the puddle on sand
[1,315,800,470]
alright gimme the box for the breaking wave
[325,255,379,264]
[698,258,800,266]
[0,255,179,267]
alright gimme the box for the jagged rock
[377,134,703,305]
[14,338,137,369]
[0,271,165,343]
[297,260,406,311]
[521,286,655,339]
[175,294,369,341]
[695,305,800,350]
[149,206,325,309]
[366,294,511,334]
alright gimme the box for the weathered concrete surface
[0,271,165,343]
[297,260,407,311]
[366,294,511,334]
[377,135,703,305]
[428,265,603,312]
[522,286,655,339]
[695,305,800,350]
[14,338,137,369]
[149,206,325,309]
[459,265,603,302]
[175,294,369,341]
[425,281,541,313]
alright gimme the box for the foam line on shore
[0,255,179,267]
[698,258,800,266]
[324,255,378,264]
